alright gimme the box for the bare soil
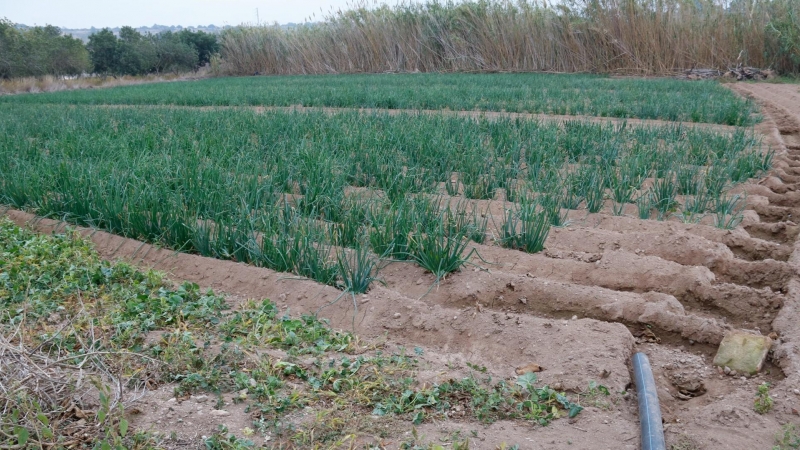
[85,103,741,133]
[5,82,800,449]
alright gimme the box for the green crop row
[0,73,758,126]
[0,105,769,293]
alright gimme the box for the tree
[152,31,198,73]
[0,19,90,78]
[87,28,119,74]
[48,33,91,76]
[27,25,89,76]
[176,29,219,67]
[1,20,219,78]
[116,26,156,75]
[0,18,22,78]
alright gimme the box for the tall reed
[217,0,800,76]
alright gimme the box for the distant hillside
[14,23,232,42]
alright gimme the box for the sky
[1,0,393,29]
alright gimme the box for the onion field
[0,101,769,293]
[0,73,758,125]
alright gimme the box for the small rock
[210,410,230,417]
[793,389,800,396]
[713,331,772,375]
[519,297,527,305]
[393,313,401,319]
[192,395,209,403]
[249,378,257,387]
[167,398,177,403]
[571,315,577,320]
[723,366,731,375]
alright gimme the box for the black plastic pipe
[632,352,666,450]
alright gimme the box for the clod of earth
[515,362,544,374]
[712,331,773,375]
[672,378,707,400]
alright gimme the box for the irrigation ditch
[2,82,800,448]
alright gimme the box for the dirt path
[731,81,800,414]
[41,102,742,133]
[6,83,800,448]
[732,83,800,148]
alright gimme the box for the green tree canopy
[176,29,219,67]
[86,28,118,74]
[0,18,90,78]
[152,31,199,73]
[86,27,218,75]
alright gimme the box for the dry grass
[0,71,207,96]
[217,0,800,76]
[0,316,141,448]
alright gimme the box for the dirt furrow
[563,210,791,261]
[544,225,795,289]
[48,102,743,133]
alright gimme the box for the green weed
[754,382,774,414]
[773,423,800,450]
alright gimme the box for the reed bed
[0,73,758,125]
[216,0,800,76]
[0,105,769,291]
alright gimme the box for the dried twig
[0,307,159,445]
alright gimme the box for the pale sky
[1,0,397,29]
